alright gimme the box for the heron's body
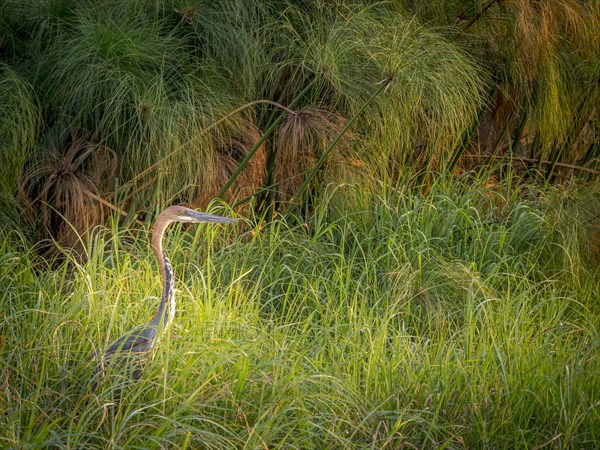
[92,206,236,388]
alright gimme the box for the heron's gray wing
[91,324,159,389]
[104,324,159,356]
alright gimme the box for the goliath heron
[91,205,237,389]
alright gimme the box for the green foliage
[0,64,40,228]
[33,4,238,198]
[1,178,599,448]
[0,65,40,195]
[269,2,485,164]
[403,0,600,170]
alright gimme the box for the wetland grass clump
[1,177,599,448]
[0,64,40,227]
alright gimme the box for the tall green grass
[2,177,599,448]
[0,64,40,226]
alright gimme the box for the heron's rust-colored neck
[150,212,176,327]
[151,213,172,279]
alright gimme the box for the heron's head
[160,205,238,225]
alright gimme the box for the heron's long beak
[189,211,238,224]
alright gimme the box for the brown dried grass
[506,0,598,86]
[275,106,350,203]
[191,117,266,214]
[18,133,116,258]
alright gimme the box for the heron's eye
[178,210,186,215]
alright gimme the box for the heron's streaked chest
[163,252,176,327]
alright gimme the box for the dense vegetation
[1,0,599,448]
